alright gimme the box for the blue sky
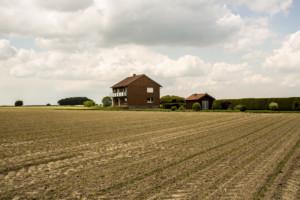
[0,0,300,105]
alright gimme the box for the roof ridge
[111,74,161,88]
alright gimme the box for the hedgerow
[212,97,300,111]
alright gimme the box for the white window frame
[147,87,154,93]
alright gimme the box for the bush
[292,100,300,111]
[58,97,91,106]
[46,103,51,106]
[235,104,247,112]
[192,102,201,111]
[15,100,23,107]
[178,105,185,111]
[160,95,185,109]
[171,106,177,111]
[83,100,95,107]
[269,102,279,111]
[102,96,112,107]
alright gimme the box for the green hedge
[212,97,300,111]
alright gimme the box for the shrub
[269,102,279,111]
[171,106,177,111]
[15,100,23,107]
[83,100,95,107]
[178,105,185,111]
[46,103,51,106]
[102,96,112,107]
[58,97,91,106]
[235,104,247,112]
[292,100,300,111]
[160,95,185,109]
[192,102,201,111]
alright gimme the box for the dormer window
[147,87,154,93]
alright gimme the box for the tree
[58,97,92,106]
[192,102,201,111]
[15,100,23,107]
[102,96,112,107]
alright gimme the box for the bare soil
[0,108,300,199]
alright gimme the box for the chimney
[133,74,136,77]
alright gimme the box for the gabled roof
[111,74,162,88]
[186,93,215,101]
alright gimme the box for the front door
[202,100,209,110]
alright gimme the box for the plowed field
[1,108,300,199]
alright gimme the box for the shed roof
[111,74,162,88]
[186,93,215,101]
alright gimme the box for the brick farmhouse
[111,74,162,108]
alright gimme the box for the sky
[0,0,300,105]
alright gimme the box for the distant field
[0,108,300,199]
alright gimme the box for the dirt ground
[0,108,300,199]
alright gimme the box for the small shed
[186,93,215,110]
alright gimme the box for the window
[124,98,127,102]
[147,87,154,93]
[147,97,154,103]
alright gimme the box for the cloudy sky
[0,0,300,105]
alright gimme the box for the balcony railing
[112,92,127,97]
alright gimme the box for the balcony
[112,92,127,97]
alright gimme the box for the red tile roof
[111,74,162,88]
[186,93,215,101]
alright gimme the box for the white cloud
[264,31,300,72]
[0,0,269,48]
[5,44,254,86]
[229,0,293,14]
[225,18,273,51]
[35,0,94,12]
[0,39,16,60]
[243,74,272,84]
[280,74,300,88]
[1,41,256,87]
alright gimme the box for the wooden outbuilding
[186,93,215,110]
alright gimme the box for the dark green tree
[58,97,92,106]
[102,96,112,107]
[15,100,23,107]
